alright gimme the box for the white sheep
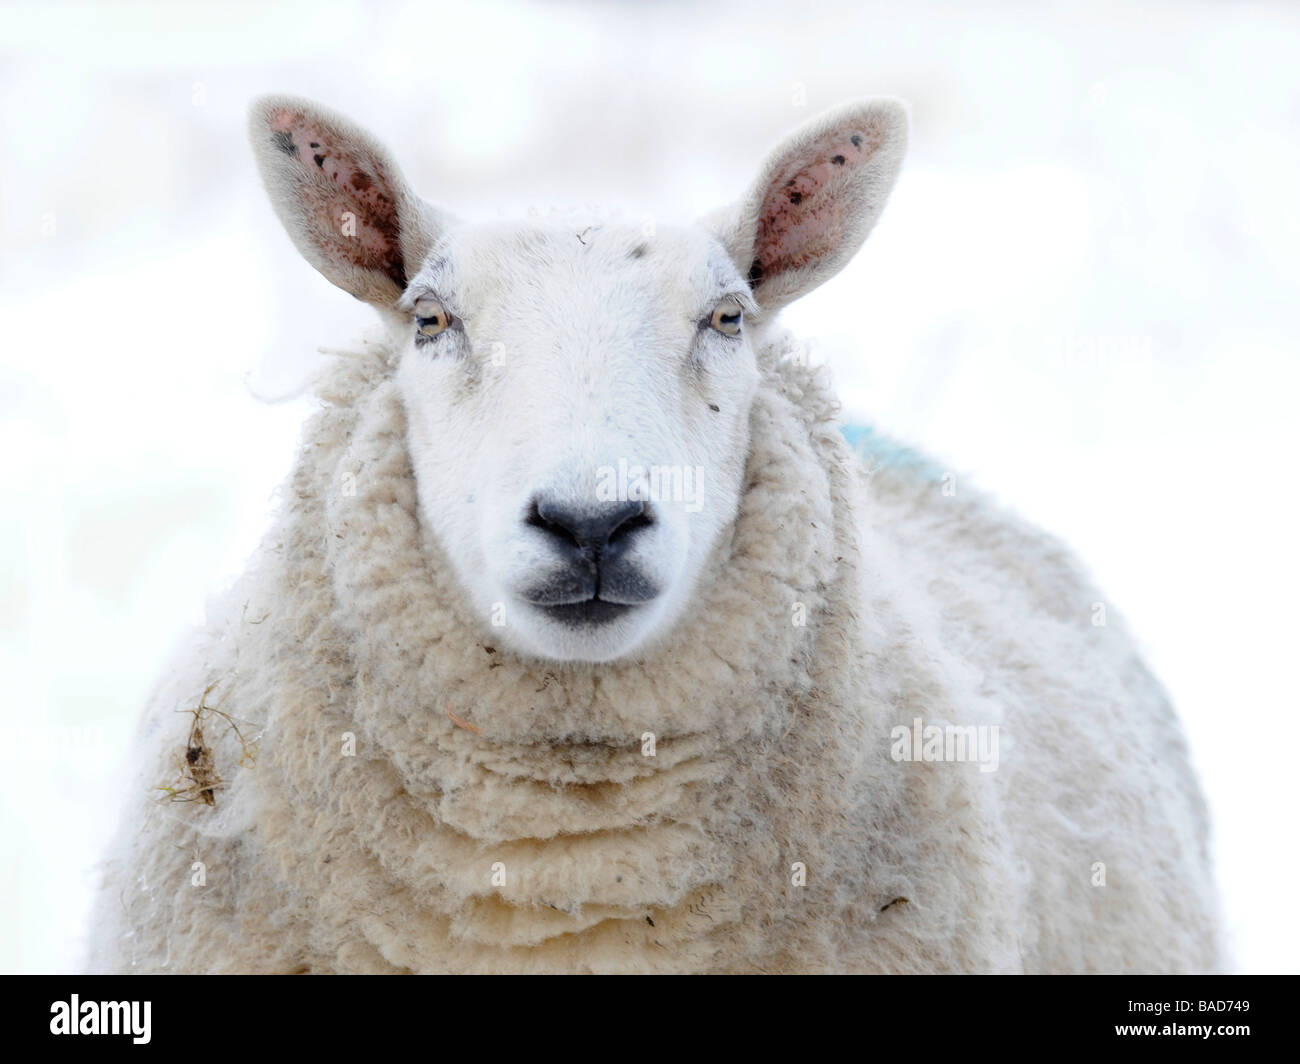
[88,94,1222,974]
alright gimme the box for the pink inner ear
[752,117,888,282]
[268,108,406,291]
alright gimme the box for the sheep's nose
[526,497,652,558]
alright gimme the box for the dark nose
[527,497,652,559]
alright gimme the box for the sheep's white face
[250,93,906,664]
[395,222,760,661]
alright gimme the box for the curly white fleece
[88,332,1221,973]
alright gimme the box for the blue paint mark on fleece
[840,423,946,482]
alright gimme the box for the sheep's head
[250,94,907,663]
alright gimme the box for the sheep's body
[89,331,1221,974]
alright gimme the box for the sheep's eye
[709,300,744,337]
[413,296,452,340]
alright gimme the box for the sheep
[87,93,1223,974]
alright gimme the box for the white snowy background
[1,0,1296,972]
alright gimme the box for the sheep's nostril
[607,508,653,544]
[528,497,652,555]
[525,498,580,550]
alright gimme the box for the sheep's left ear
[710,98,908,316]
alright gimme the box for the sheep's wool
[90,331,1221,973]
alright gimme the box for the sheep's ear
[710,98,908,315]
[248,94,443,308]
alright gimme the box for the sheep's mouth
[520,567,660,628]
[534,599,637,627]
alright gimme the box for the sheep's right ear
[248,94,445,308]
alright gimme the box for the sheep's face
[251,94,907,663]
[395,221,761,662]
